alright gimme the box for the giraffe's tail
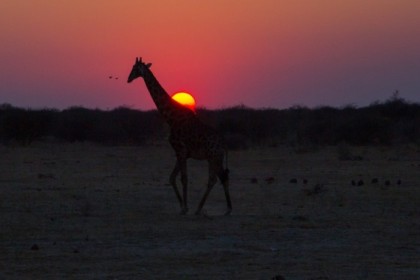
[220,149,229,184]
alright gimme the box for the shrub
[1,97,419,147]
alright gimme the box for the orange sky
[1,0,420,109]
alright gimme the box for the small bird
[371,178,378,184]
[289,178,298,183]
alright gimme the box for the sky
[1,0,420,110]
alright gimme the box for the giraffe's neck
[142,68,178,123]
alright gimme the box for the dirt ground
[0,143,418,279]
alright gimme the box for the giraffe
[127,57,232,215]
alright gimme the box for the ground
[0,143,418,279]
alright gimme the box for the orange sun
[171,92,196,111]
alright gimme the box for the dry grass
[0,143,419,279]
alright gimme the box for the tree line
[1,96,419,148]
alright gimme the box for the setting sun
[171,92,196,111]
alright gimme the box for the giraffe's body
[128,57,232,215]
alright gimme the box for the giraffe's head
[127,57,152,83]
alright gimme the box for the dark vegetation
[1,96,419,148]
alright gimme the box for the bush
[1,97,419,147]
[0,105,57,145]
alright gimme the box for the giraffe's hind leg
[169,161,183,209]
[219,168,232,215]
[195,160,219,215]
[195,175,217,215]
[179,158,189,214]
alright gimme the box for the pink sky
[1,0,419,110]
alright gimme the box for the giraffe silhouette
[127,57,232,215]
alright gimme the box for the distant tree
[1,97,419,147]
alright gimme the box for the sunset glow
[1,1,420,109]
[172,92,196,111]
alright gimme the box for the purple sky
[1,1,419,110]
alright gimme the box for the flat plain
[0,143,419,279]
